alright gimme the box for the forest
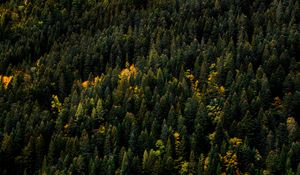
[0,0,300,174]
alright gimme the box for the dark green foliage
[0,0,299,174]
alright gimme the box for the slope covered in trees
[0,0,300,174]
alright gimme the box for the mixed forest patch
[0,0,300,174]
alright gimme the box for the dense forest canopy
[0,0,300,174]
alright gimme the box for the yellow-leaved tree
[0,75,13,89]
[51,95,62,113]
[119,63,137,80]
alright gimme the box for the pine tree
[120,151,129,175]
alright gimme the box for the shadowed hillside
[0,0,299,174]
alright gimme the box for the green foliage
[0,0,299,174]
